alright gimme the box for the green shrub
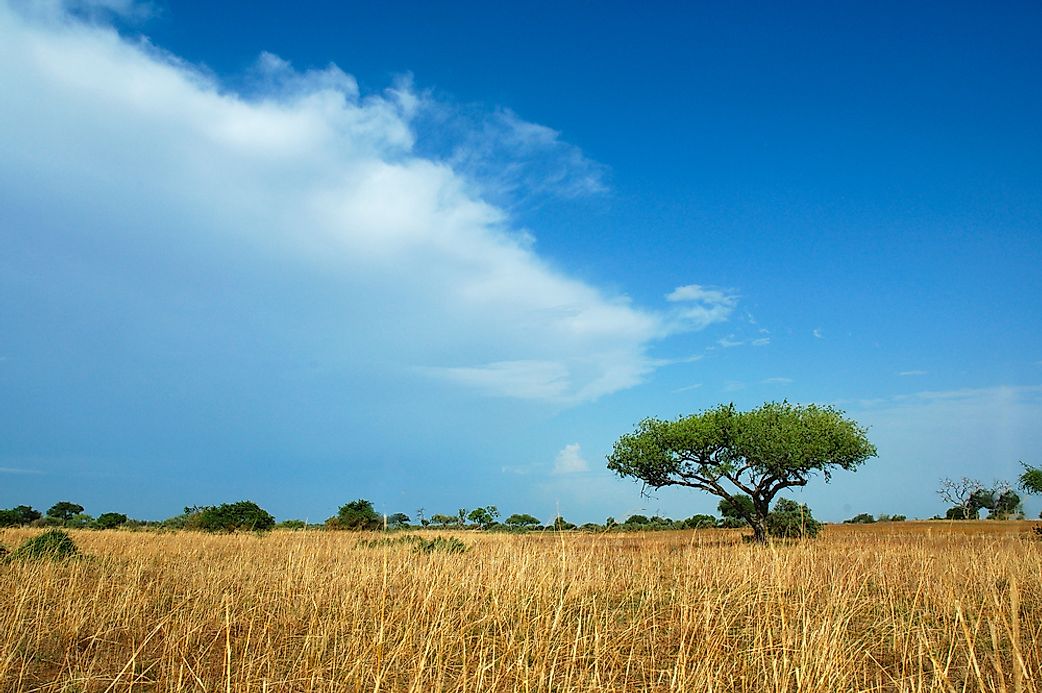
[0,505,42,527]
[94,512,128,530]
[326,499,381,530]
[11,529,79,560]
[417,536,467,554]
[766,498,822,539]
[356,534,426,549]
[194,501,275,533]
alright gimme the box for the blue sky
[2,0,1041,523]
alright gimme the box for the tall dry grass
[1,523,1040,692]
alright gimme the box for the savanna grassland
[2,522,1040,692]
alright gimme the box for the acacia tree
[1020,462,1042,496]
[607,402,876,543]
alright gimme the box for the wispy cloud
[672,383,703,393]
[0,466,44,475]
[812,328,824,339]
[552,443,589,475]
[898,370,928,377]
[665,284,739,331]
[751,337,770,347]
[762,377,793,385]
[717,335,744,348]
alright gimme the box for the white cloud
[672,383,703,393]
[898,370,928,377]
[552,443,589,474]
[0,466,44,475]
[664,284,738,331]
[812,328,824,339]
[751,337,770,346]
[0,2,730,405]
[717,335,744,348]
[762,377,793,385]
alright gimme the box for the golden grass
[1,523,1040,692]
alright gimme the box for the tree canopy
[328,499,381,530]
[607,401,876,542]
[1019,462,1042,495]
[47,501,84,523]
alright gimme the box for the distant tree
[504,513,540,528]
[552,515,576,531]
[456,508,467,527]
[327,499,381,530]
[196,501,275,532]
[766,498,822,539]
[94,512,128,530]
[938,477,989,520]
[989,490,1023,520]
[623,514,650,526]
[1019,462,1042,495]
[429,513,456,528]
[47,501,85,524]
[608,402,876,543]
[387,512,411,528]
[605,516,617,528]
[877,514,907,522]
[682,514,717,529]
[0,505,42,527]
[1019,462,1042,521]
[466,506,499,529]
[276,519,307,530]
[844,513,876,524]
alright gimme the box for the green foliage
[504,513,540,528]
[467,506,499,528]
[608,402,876,542]
[0,505,42,527]
[428,513,457,528]
[718,495,754,527]
[877,514,906,522]
[327,499,380,530]
[387,512,411,528]
[94,512,128,529]
[194,501,275,533]
[66,513,94,528]
[623,514,650,526]
[552,516,576,531]
[844,513,876,524]
[418,536,467,554]
[46,501,85,523]
[10,529,79,561]
[682,514,717,529]
[989,490,1022,520]
[356,534,426,549]
[276,519,307,530]
[766,498,822,539]
[1019,462,1042,495]
[357,534,467,553]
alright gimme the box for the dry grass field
[2,522,1040,692]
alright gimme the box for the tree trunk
[749,516,768,543]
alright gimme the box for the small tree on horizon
[328,499,381,530]
[47,501,85,524]
[608,402,876,543]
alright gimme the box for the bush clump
[10,529,79,560]
[193,501,275,533]
[417,536,467,554]
[767,498,822,539]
